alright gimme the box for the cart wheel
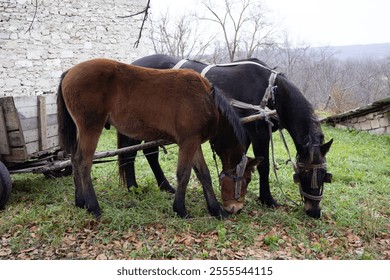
[0,161,12,210]
[44,166,73,178]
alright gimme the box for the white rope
[172,59,189,69]
[200,64,215,77]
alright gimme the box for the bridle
[293,161,332,201]
[219,155,248,200]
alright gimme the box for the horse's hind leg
[173,141,199,219]
[193,148,227,219]
[73,128,103,218]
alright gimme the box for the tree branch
[119,0,151,48]
[25,0,38,34]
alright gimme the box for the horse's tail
[212,87,246,146]
[57,70,77,155]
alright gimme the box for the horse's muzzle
[304,200,321,219]
[223,201,244,215]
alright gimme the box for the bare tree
[148,12,214,59]
[201,0,277,62]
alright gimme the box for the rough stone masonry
[0,0,150,97]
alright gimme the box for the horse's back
[60,58,219,144]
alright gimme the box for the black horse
[119,54,333,218]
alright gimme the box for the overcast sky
[149,0,390,47]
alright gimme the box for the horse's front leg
[117,134,140,190]
[193,148,227,219]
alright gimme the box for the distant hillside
[318,43,390,60]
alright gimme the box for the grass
[0,126,389,260]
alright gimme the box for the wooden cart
[0,94,70,208]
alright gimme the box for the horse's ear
[320,139,333,156]
[246,157,263,171]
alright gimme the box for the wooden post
[0,106,10,155]
[38,95,48,150]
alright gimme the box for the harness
[218,155,248,200]
[295,162,327,201]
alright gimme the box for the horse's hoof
[86,206,102,219]
[210,207,228,219]
[173,204,190,219]
[217,211,228,220]
[126,183,138,192]
[91,209,102,219]
[258,197,281,208]
[159,182,176,194]
[175,211,192,219]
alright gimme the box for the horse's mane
[212,87,247,146]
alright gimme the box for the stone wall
[0,0,150,96]
[335,109,390,135]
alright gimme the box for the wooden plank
[16,103,56,119]
[1,96,21,131]
[3,147,28,162]
[46,124,59,138]
[2,111,20,131]
[26,141,39,155]
[7,130,25,147]
[20,117,38,131]
[13,95,38,108]
[13,94,56,108]
[21,125,58,144]
[25,136,59,156]
[45,94,57,105]
[0,106,11,155]
[47,135,59,148]
[38,95,48,150]
[20,114,57,131]
[0,96,28,161]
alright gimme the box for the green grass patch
[0,126,389,260]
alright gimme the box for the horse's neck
[275,79,319,151]
[218,144,245,171]
[211,121,245,171]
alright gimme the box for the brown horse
[57,58,259,218]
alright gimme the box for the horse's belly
[113,118,175,143]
